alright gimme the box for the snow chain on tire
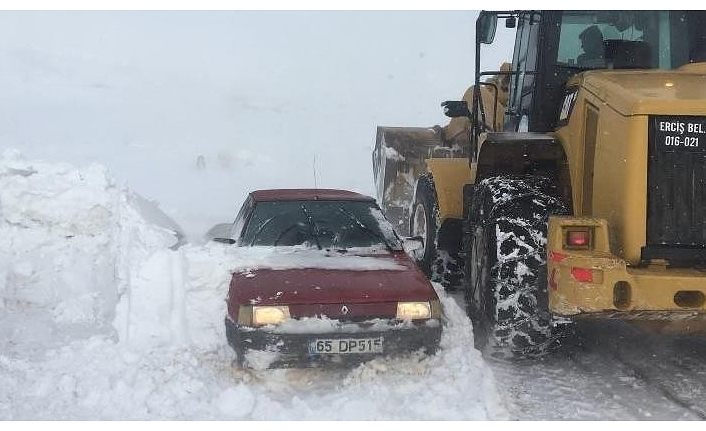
[464,175,574,360]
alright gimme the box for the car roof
[249,189,376,202]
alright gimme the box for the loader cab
[467,10,562,156]
[503,10,604,133]
[469,10,552,141]
[472,10,706,142]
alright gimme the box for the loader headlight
[396,301,431,320]
[252,305,291,326]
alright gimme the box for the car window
[241,200,401,250]
[231,196,253,243]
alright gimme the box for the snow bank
[0,151,219,350]
[0,151,232,351]
[0,150,181,349]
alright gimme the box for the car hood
[228,251,436,306]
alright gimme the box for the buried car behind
[220,189,443,368]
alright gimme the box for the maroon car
[221,189,443,368]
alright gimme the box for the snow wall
[0,149,225,349]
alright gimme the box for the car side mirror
[402,236,424,254]
[441,100,471,118]
[213,237,236,245]
[206,222,233,241]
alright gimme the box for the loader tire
[410,173,440,278]
[411,174,464,290]
[464,175,573,360]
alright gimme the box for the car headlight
[252,305,291,326]
[396,301,431,320]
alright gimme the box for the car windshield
[241,200,401,250]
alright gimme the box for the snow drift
[0,151,506,420]
[0,150,182,348]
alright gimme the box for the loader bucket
[372,126,467,236]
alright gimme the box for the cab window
[556,11,706,70]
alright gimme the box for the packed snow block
[111,195,187,349]
[0,152,117,321]
[0,150,182,339]
[182,244,235,349]
[113,250,186,348]
[0,158,114,235]
[113,242,235,349]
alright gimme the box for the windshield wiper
[338,206,394,252]
[249,215,277,246]
[300,203,322,250]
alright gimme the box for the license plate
[308,337,383,354]
[652,116,706,152]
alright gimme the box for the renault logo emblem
[341,305,350,315]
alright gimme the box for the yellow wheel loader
[372,10,706,359]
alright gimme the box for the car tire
[464,175,574,360]
[225,317,245,368]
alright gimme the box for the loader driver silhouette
[577,25,606,68]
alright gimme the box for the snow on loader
[373,10,706,359]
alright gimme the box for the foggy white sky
[0,11,515,238]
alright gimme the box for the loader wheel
[411,174,464,290]
[464,175,573,360]
[410,173,440,278]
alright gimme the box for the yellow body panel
[556,67,706,265]
[550,66,706,319]
[425,158,475,222]
[582,66,706,116]
[548,216,706,318]
[590,111,649,263]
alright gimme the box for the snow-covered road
[486,317,706,420]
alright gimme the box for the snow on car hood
[222,245,407,272]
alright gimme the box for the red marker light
[549,251,568,263]
[571,267,593,283]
